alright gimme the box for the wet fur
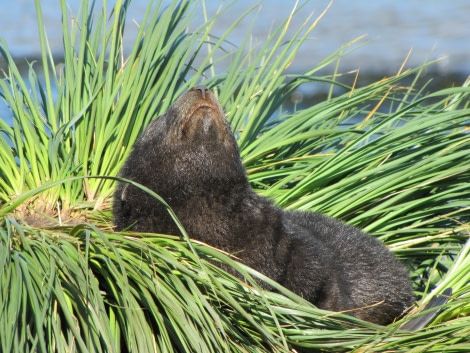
[114,87,414,325]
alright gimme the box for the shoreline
[1,55,467,121]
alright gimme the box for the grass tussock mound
[1,0,469,352]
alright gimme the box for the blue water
[1,0,469,121]
[2,0,469,72]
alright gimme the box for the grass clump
[1,0,469,352]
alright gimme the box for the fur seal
[113,86,414,325]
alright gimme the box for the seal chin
[188,103,219,120]
[178,89,228,142]
[182,106,228,143]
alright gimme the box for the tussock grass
[1,0,469,352]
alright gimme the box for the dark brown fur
[114,86,414,325]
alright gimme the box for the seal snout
[193,85,209,99]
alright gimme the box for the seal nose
[193,85,208,99]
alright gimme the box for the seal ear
[120,184,129,201]
[114,183,132,220]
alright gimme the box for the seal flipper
[401,287,452,331]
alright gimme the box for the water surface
[1,0,469,120]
